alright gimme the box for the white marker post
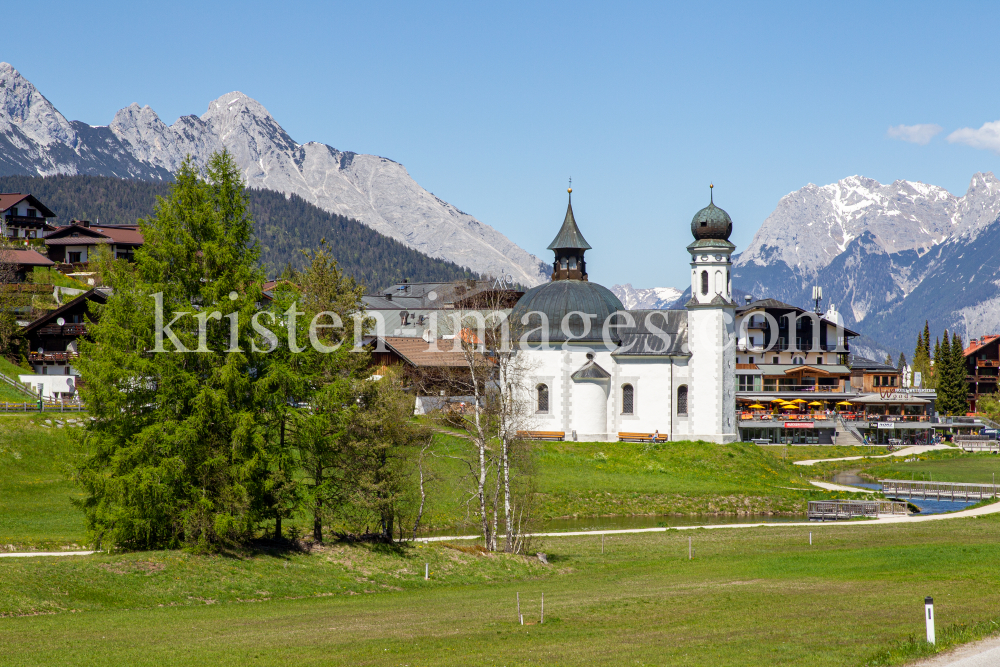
[809,532,812,545]
[925,596,935,644]
[517,592,522,625]
[689,536,692,560]
[425,563,428,580]
[541,592,544,624]
[602,534,604,554]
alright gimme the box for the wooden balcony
[977,359,1000,367]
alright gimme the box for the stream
[830,471,978,514]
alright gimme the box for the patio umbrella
[808,401,823,406]
[836,401,853,406]
[790,398,808,404]
[770,397,785,402]
[748,404,765,409]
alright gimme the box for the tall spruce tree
[950,333,968,415]
[75,152,274,551]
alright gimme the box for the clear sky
[11,1,1000,288]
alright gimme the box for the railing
[27,352,79,362]
[808,500,909,520]
[881,480,1000,501]
[35,324,86,336]
[977,360,1000,367]
[738,342,848,353]
[840,415,932,423]
[0,370,39,399]
[749,384,848,393]
[0,401,85,412]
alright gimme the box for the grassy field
[1,419,866,550]
[866,450,1000,484]
[4,518,1000,665]
[416,435,851,531]
[758,444,884,462]
[0,414,89,550]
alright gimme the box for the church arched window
[700,271,708,295]
[536,384,549,413]
[622,384,634,415]
[677,385,688,416]
[715,270,722,294]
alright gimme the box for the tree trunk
[502,437,513,553]
[313,466,323,543]
[275,512,282,541]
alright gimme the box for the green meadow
[5,519,1000,665]
[7,416,1000,665]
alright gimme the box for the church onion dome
[511,280,624,343]
[691,185,733,242]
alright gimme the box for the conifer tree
[949,333,968,415]
[75,152,274,551]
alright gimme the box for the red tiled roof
[382,336,476,367]
[7,248,54,267]
[0,193,56,218]
[964,334,1000,356]
[44,225,144,246]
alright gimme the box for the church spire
[548,186,591,281]
[547,187,592,252]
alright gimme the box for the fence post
[925,597,935,644]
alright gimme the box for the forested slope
[0,175,476,291]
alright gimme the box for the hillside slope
[0,174,476,291]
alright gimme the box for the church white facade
[511,188,737,443]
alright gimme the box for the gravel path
[794,444,954,466]
[908,636,1000,666]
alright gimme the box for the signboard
[784,422,814,429]
[877,422,896,430]
[984,429,998,435]
[913,372,922,387]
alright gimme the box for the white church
[511,188,737,443]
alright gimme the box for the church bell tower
[684,185,737,443]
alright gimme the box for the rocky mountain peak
[0,62,76,148]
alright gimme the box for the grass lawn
[867,451,1000,484]
[4,517,1000,665]
[0,414,89,550]
[417,436,852,529]
[1,422,860,549]
[758,444,885,462]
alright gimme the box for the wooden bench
[618,431,666,443]
[517,430,565,441]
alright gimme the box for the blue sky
[12,1,1000,288]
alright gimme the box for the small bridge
[808,500,910,521]
[881,479,1000,501]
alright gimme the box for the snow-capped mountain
[734,173,1000,352]
[610,283,683,310]
[0,63,549,287]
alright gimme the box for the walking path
[0,550,96,558]
[809,480,876,493]
[413,499,1000,542]
[909,636,1000,666]
[794,444,953,466]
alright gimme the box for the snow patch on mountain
[610,283,683,310]
[0,63,550,286]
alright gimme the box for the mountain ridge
[0,63,549,286]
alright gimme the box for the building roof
[690,189,733,242]
[612,309,689,356]
[511,279,624,343]
[736,298,861,338]
[0,193,56,218]
[965,335,1000,356]
[570,357,611,380]
[44,224,144,246]
[361,280,517,310]
[7,248,54,267]
[847,355,898,372]
[21,288,110,335]
[380,336,474,367]
[547,191,591,251]
[754,364,851,375]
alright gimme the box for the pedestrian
[653,429,659,443]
